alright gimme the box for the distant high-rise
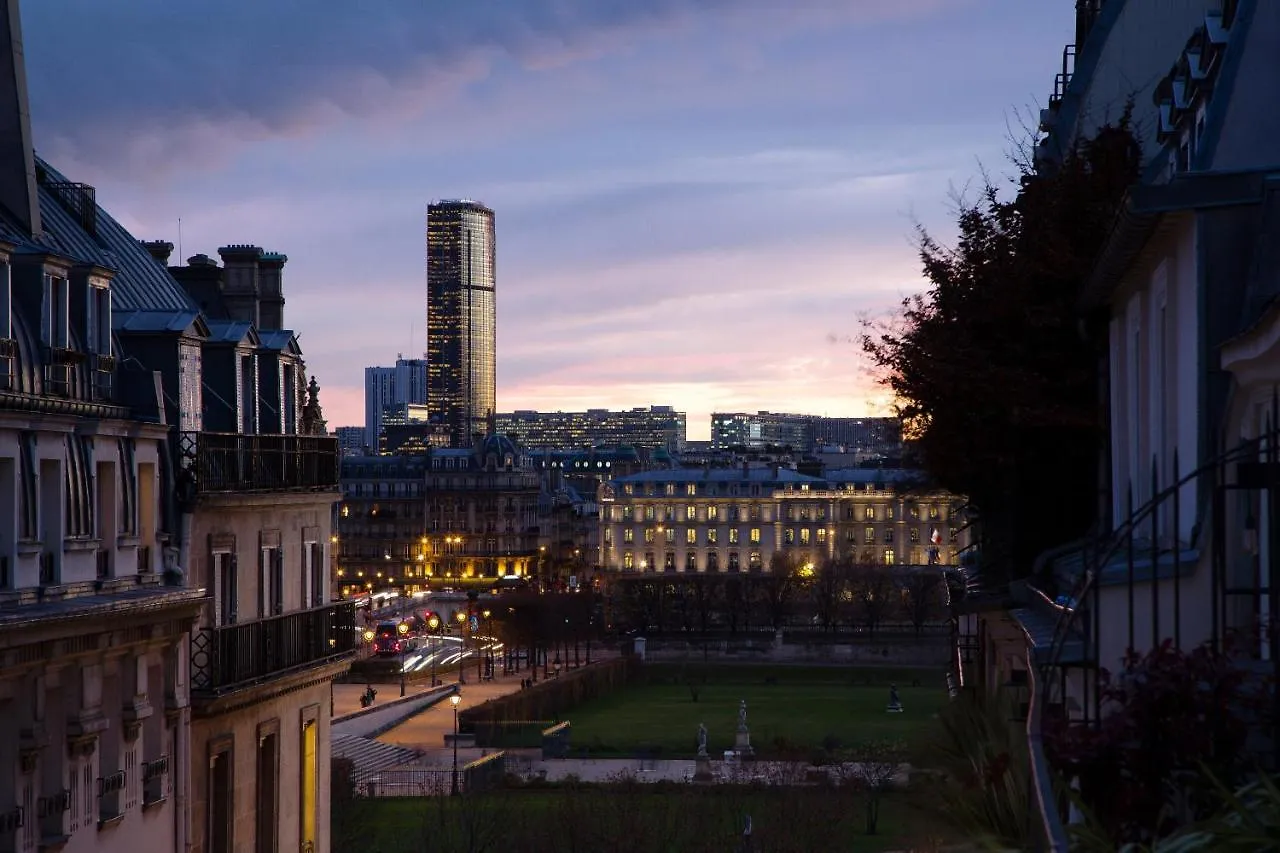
[364,355,428,449]
[426,199,496,447]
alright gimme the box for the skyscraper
[426,200,496,447]
[363,355,428,450]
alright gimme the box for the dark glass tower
[426,200,496,447]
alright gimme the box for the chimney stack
[257,251,287,330]
[0,0,41,236]
[217,244,263,326]
[170,254,224,317]
[141,240,174,264]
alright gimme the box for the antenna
[177,217,183,261]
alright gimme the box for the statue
[887,683,904,713]
[697,723,708,757]
[738,699,748,733]
[300,375,328,436]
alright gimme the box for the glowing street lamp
[397,621,410,696]
[456,610,468,684]
[450,692,463,796]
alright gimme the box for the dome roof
[476,432,521,463]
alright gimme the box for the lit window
[686,528,697,545]
[864,506,875,520]
[623,552,633,570]
[750,528,761,544]
[816,529,826,543]
[623,529,634,544]
[707,505,719,521]
[883,549,895,565]
[800,529,810,545]
[686,483,697,496]
[728,528,739,545]
[864,526,874,544]
[664,528,675,544]
[665,484,675,496]
[644,528,655,544]
[686,505,696,521]
[785,529,795,545]
[707,529,717,545]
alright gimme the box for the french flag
[931,528,943,546]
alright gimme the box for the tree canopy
[862,113,1141,579]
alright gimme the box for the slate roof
[613,467,822,486]
[205,319,257,345]
[114,309,203,334]
[33,157,195,315]
[258,329,299,352]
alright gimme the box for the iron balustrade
[177,432,339,493]
[142,756,168,805]
[190,601,358,695]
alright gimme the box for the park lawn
[337,785,958,853]
[564,664,947,762]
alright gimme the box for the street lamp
[397,621,410,697]
[450,692,462,796]
[456,610,468,685]
[482,609,492,680]
[427,614,440,686]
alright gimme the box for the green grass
[335,785,958,853]
[564,664,947,762]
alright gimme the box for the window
[686,528,697,545]
[664,552,675,571]
[864,526,875,544]
[622,552,633,570]
[86,282,111,355]
[644,506,655,521]
[686,483,697,496]
[749,552,762,569]
[910,529,920,543]
[300,716,317,852]
[883,549,895,565]
[604,528,613,545]
[785,529,795,545]
[259,544,282,618]
[686,505,696,521]
[664,484,675,496]
[208,740,233,853]
[928,506,939,520]
[728,552,740,571]
[664,528,675,544]
[644,552,654,570]
[623,484,634,495]
[909,505,920,519]
[707,505,718,522]
[863,506,875,520]
[256,724,279,853]
[728,528,739,545]
[644,528,654,544]
[685,553,697,571]
[664,506,675,522]
[749,528,761,544]
[816,528,826,543]
[215,549,237,625]
[886,506,895,520]
[707,529,717,545]
[623,528,634,544]
[41,273,70,348]
[884,529,894,543]
[799,529,810,545]
[0,259,9,342]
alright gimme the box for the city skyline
[21,1,1074,441]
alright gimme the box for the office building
[426,200,496,447]
[496,406,686,451]
[363,356,427,451]
[711,412,901,454]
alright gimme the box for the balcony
[190,601,358,696]
[177,432,339,495]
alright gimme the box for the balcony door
[215,550,237,625]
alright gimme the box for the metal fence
[350,752,507,798]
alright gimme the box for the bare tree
[849,562,898,639]
[840,739,907,835]
[902,569,944,636]
[813,554,851,633]
[763,552,802,630]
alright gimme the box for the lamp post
[482,609,492,680]
[397,621,410,697]
[455,610,468,684]
[450,692,462,796]
[427,614,440,686]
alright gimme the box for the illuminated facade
[711,412,901,453]
[496,406,686,451]
[426,201,496,448]
[598,467,965,574]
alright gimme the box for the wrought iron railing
[177,432,339,494]
[1021,414,1280,841]
[142,756,168,805]
[190,601,358,695]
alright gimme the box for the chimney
[141,240,174,264]
[257,251,287,330]
[0,0,40,235]
[170,254,225,318]
[216,244,263,326]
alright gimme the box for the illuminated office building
[426,200,496,447]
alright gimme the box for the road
[375,666,529,750]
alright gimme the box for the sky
[22,0,1072,441]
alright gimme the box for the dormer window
[42,272,69,349]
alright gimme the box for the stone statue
[738,699,748,733]
[300,375,328,436]
[697,723,708,757]
[887,683,903,713]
